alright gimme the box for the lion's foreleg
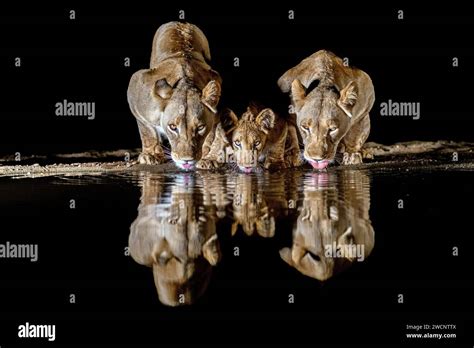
[264,137,287,170]
[341,113,370,165]
[137,120,166,164]
[284,124,304,167]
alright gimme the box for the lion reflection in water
[230,172,298,238]
[129,173,229,306]
[280,170,375,281]
[129,170,375,304]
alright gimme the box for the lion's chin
[308,160,331,170]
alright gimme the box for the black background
[0,2,474,347]
[0,2,473,157]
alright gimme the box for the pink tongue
[310,160,330,170]
[242,167,253,173]
[182,164,192,170]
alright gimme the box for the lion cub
[223,105,303,173]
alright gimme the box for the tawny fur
[278,50,375,166]
[127,22,224,170]
[129,173,228,306]
[223,105,303,172]
[280,171,375,280]
[230,172,296,238]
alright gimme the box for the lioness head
[291,79,357,169]
[156,78,221,170]
[223,107,276,173]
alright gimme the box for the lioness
[280,170,375,281]
[278,50,375,169]
[127,22,222,170]
[129,173,227,306]
[223,105,303,173]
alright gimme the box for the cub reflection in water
[231,172,298,238]
[280,170,374,281]
[129,173,230,306]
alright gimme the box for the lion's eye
[301,125,310,132]
[234,140,241,148]
[329,127,339,134]
[197,124,206,132]
[168,124,178,132]
[254,141,261,148]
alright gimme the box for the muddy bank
[0,141,472,178]
[349,140,474,172]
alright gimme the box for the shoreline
[1,141,473,178]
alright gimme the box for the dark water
[0,168,473,344]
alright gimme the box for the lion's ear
[219,108,239,134]
[231,221,239,236]
[337,227,356,261]
[201,80,221,113]
[203,234,221,266]
[337,81,357,118]
[338,226,354,245]
[256,108,276,134]
[279,248,294,266]
[290,79,306,111]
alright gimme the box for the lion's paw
[361,148,374,159]
[196,159,221,170]
[286,152,304,167]
[342,152,363,165]
[138,152,167,165]
[265,160,288,170]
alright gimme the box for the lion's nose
[305,152,325,161]
[306,146,329,160]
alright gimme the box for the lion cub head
[222,106,276,173]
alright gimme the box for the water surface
[0,168,472,343]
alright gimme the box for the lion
[230,172,297,238]
[222,105,303,173]
[197,118,234,170]
[279,170,375,281]
[129,172,229,306]
[127,22,224,170]
[278,50,375,169]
